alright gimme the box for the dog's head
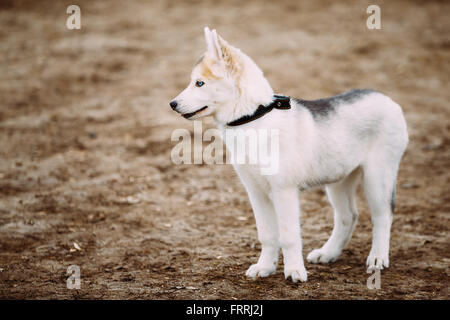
[170,27,273,123]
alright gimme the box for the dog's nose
[169,100,178,110]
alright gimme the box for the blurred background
[0,0,448,299]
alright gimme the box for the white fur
[171,27,409,283]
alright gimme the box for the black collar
[226,95,291,127]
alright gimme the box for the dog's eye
[195,80,205,87]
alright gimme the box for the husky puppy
[170,27,408,282]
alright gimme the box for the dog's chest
[233,163,271,191]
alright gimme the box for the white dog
[170,27,408,282]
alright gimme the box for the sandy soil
[0,0,449,299]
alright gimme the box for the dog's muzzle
[169,100,178,110]
[181,106,208,119]
[169,100,208,119]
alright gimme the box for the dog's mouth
[181,106,208,119]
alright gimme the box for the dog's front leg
[244,183,280,279]
[271,187,307,282]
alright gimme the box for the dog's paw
[245,263,276,279]
[284,265,308,283]
[366,253,389,271]
[306,248,340,264]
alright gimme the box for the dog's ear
[214,31,242,76]
[204,27,221,61]
[204,27,213,52]
[204,28,242,77]
[210,29,223,61]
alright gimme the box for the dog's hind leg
[363,156,399,271]
[307,167,362,264]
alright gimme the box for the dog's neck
[213,53,274,125]
[226,95,291,126]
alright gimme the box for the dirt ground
[0,0,449,300]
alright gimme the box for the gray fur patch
[294,89,376,119]
[391,184,396,214]
[194,55,204,66]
